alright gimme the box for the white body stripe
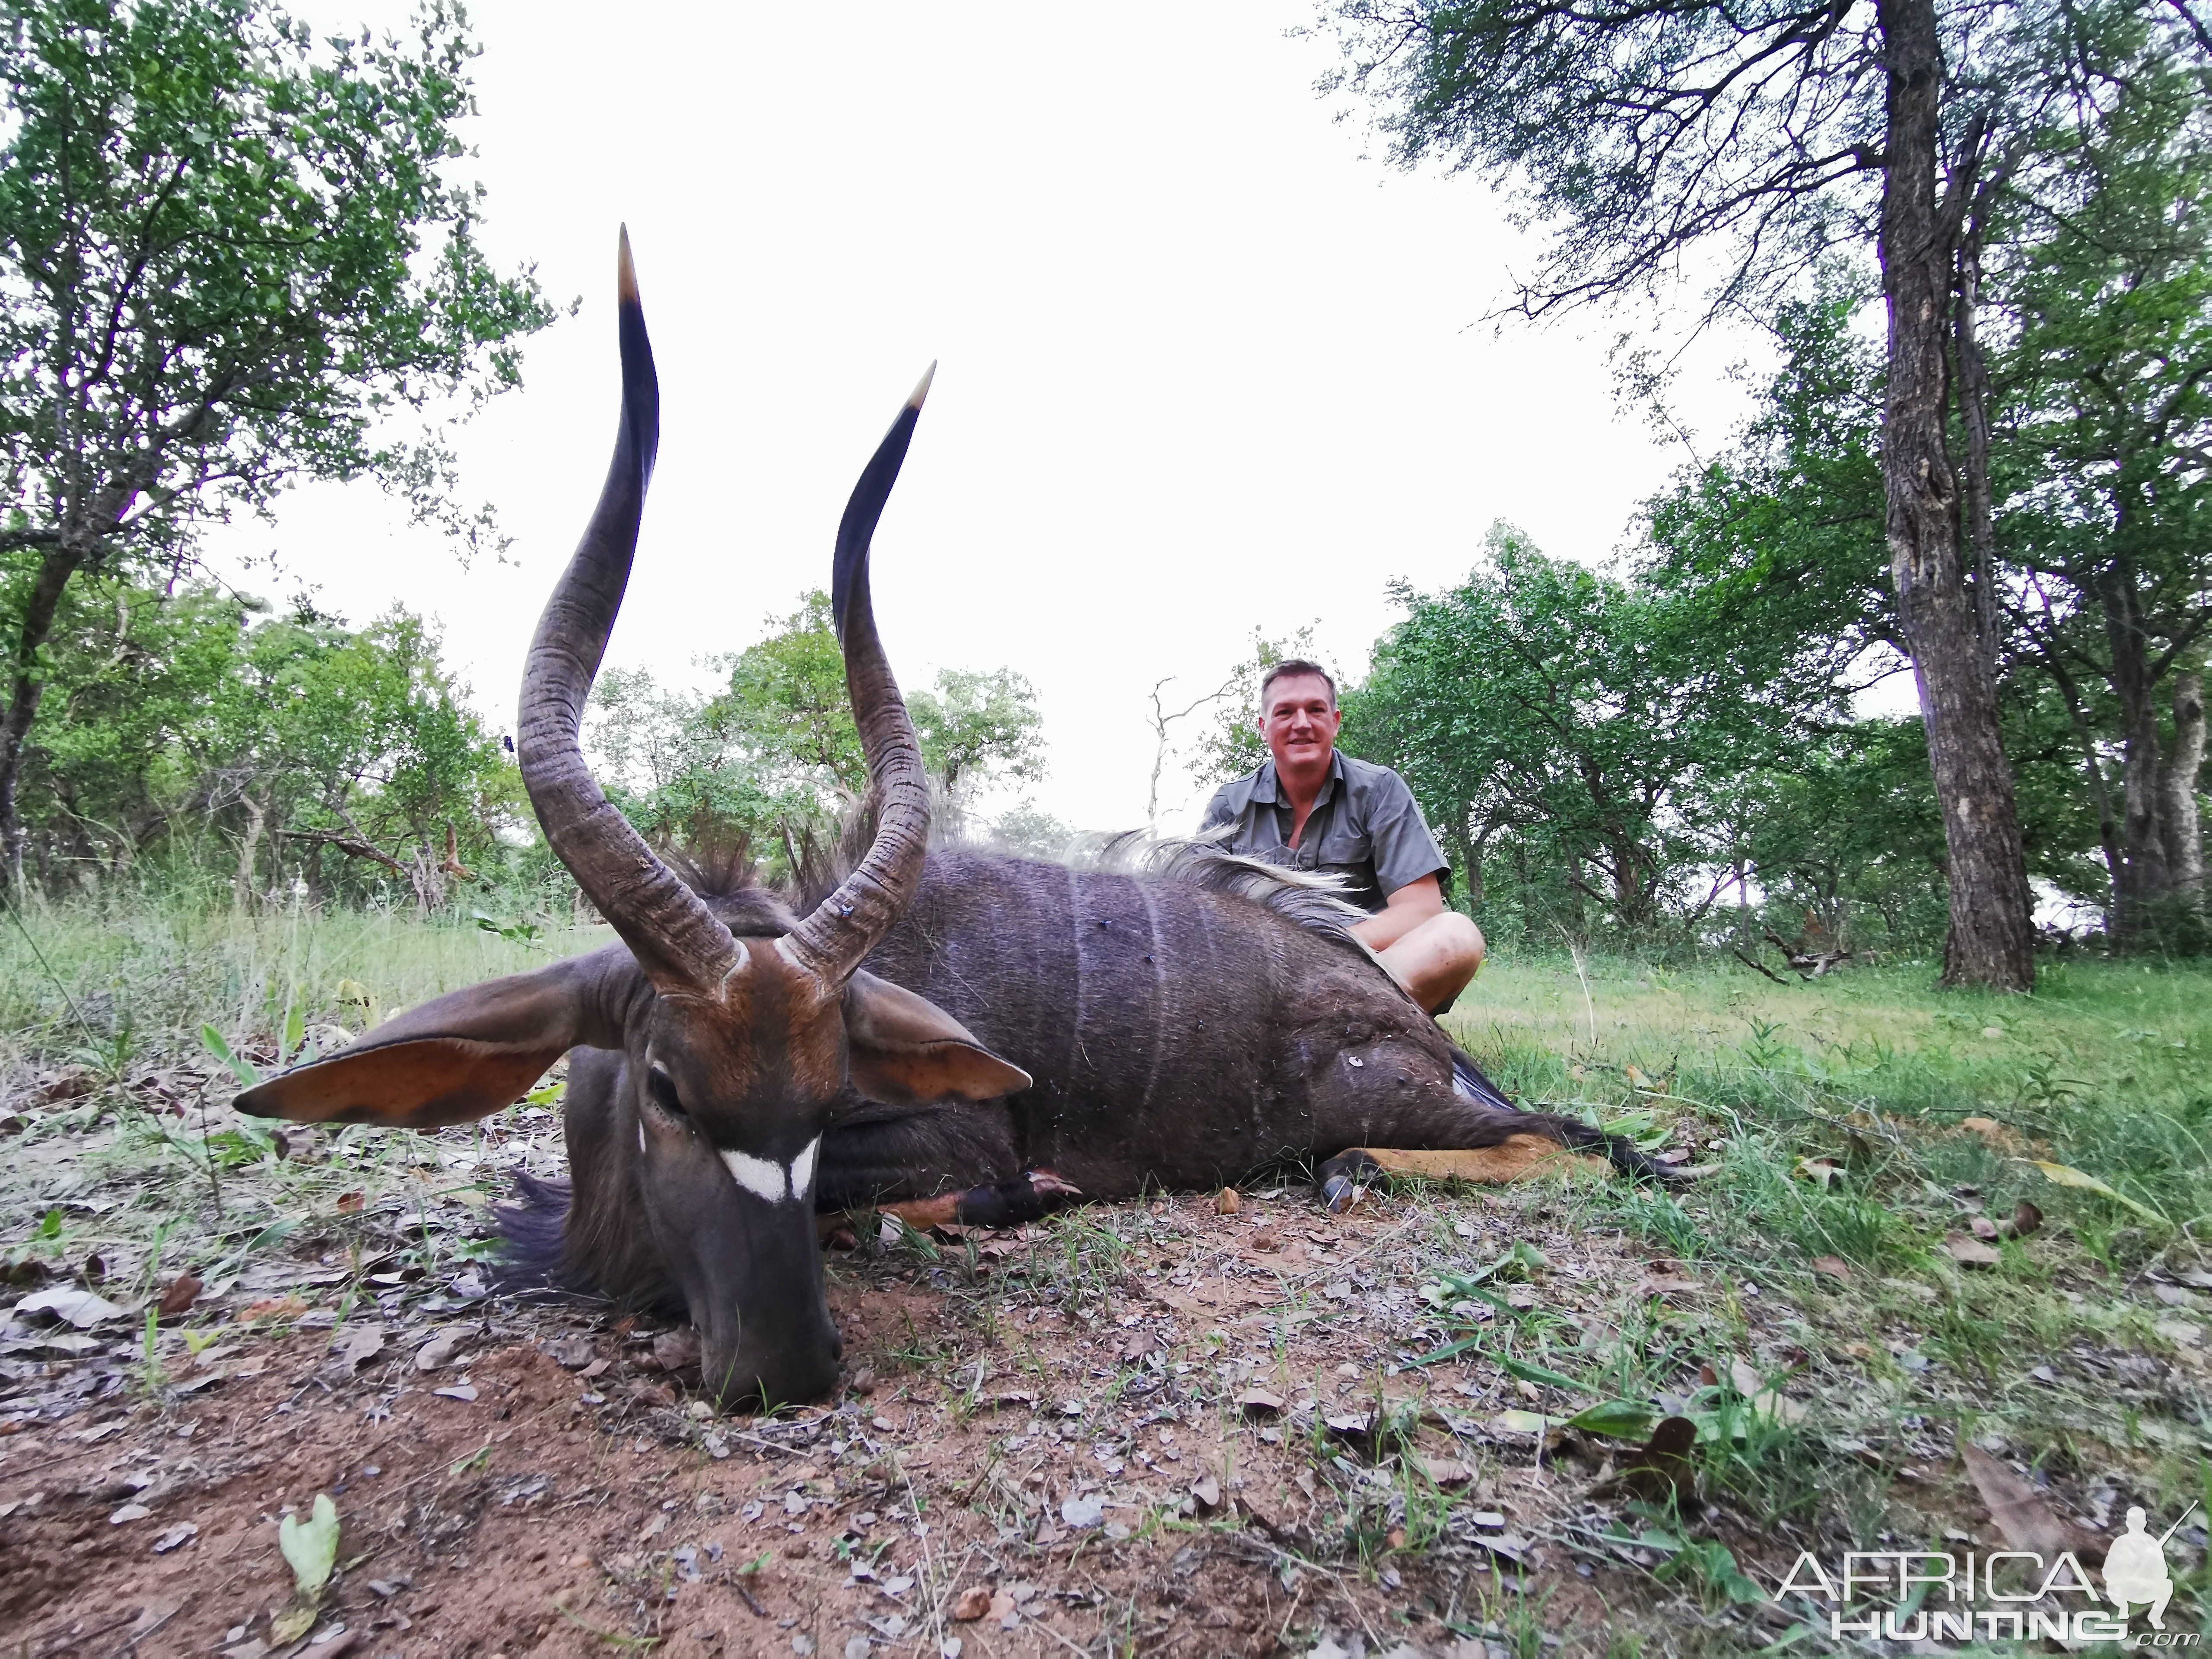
[789,1137,820,1198]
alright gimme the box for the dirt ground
[0,1165,1816,1659]
[5,1086,2205,1659]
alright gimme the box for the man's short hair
[1259,658,1337,711]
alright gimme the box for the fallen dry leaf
[652,1327,702,1370]
[1945,1233,2002,1268]
[949,1586,991,1622]
[156,1273,202,1318]
[1971,1215,2002,1240]
[11,1286,124,1328]
[543,1335,594,1370]
[415,1332,462,1372]
[1324,1410,1375,1445]
[1236,1389,1285,1417]
[1190,1474,1222,1512]
[1594,1414,1700,1509]
[238,1294,306,1322]
[1118,1329,1157,1363]
[1729,1358,1808,1423]
[1422,1457,1476,1487]
[336,1326,385,1370]
[335,1191,365,1214]
[2006,1201,2044,1239]
[1215,1188,1241,1215]
[1810,1256,1852,1284]
[1961,1444,2102,1565]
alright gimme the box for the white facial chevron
[719,1137,823,1205]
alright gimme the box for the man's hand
[1351,873,1446,952]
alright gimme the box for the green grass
[0,893,608,1075]
[1452,950,2212,1237]
[1442,949,2212,1541]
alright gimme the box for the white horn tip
[907,361,937,410]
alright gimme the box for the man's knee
[1432,911,1485,977]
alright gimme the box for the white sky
[201,0,1764,835]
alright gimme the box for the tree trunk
[2055,671,2125,932]
[233,788,268,911]
[0,544,88,893]
[2161,670,2206,908]
[1953,233,2000,676]
[1446,820,1482,908]
[2102,568,2172,935]
[1877,0,2037,990]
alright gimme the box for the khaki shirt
[1198,752,1449,914]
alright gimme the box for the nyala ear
[843,971,1031,1107]
[234,955,620,1130]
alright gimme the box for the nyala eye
[646,1068,687,1118]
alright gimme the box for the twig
[1553,924,1598,1046]
[1730,947,1790,985]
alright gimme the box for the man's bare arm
[1351,873,1446,952]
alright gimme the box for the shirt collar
[1253,750,1344,808]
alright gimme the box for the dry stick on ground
[1554,925,1599,1047]
[1731,947,1791,986]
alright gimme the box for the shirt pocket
[1312,816,1372,871]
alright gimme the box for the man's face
[1259,672,1341,772]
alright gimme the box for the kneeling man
[1199,659,1483,1016]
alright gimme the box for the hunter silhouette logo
[2106,1502,2198,1630]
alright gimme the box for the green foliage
[1627,102,2212,950]
[277,1491,340,1598]
[1191,623,1322,786]
[17,573,520,906]
[909,667,1046,810]
[0,0,558,893]
[586,590,1046,871]
[1350,524,1843,944]
[0,0,559,562]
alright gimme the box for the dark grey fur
[499,840,1647,1306]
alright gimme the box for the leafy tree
[1351,525,1831,936]
[709,591,869,806]
[1637,45,2211,950]
[1992,49,2212,944]
[1324,0,2210,986]
[1732,718,1949,952]
[222,604,519,912]
[585,590,1048,870]
[0,0,558,889]
[1193,624,1325,788]
[909,667,1045,833]
[17,574,518,906]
